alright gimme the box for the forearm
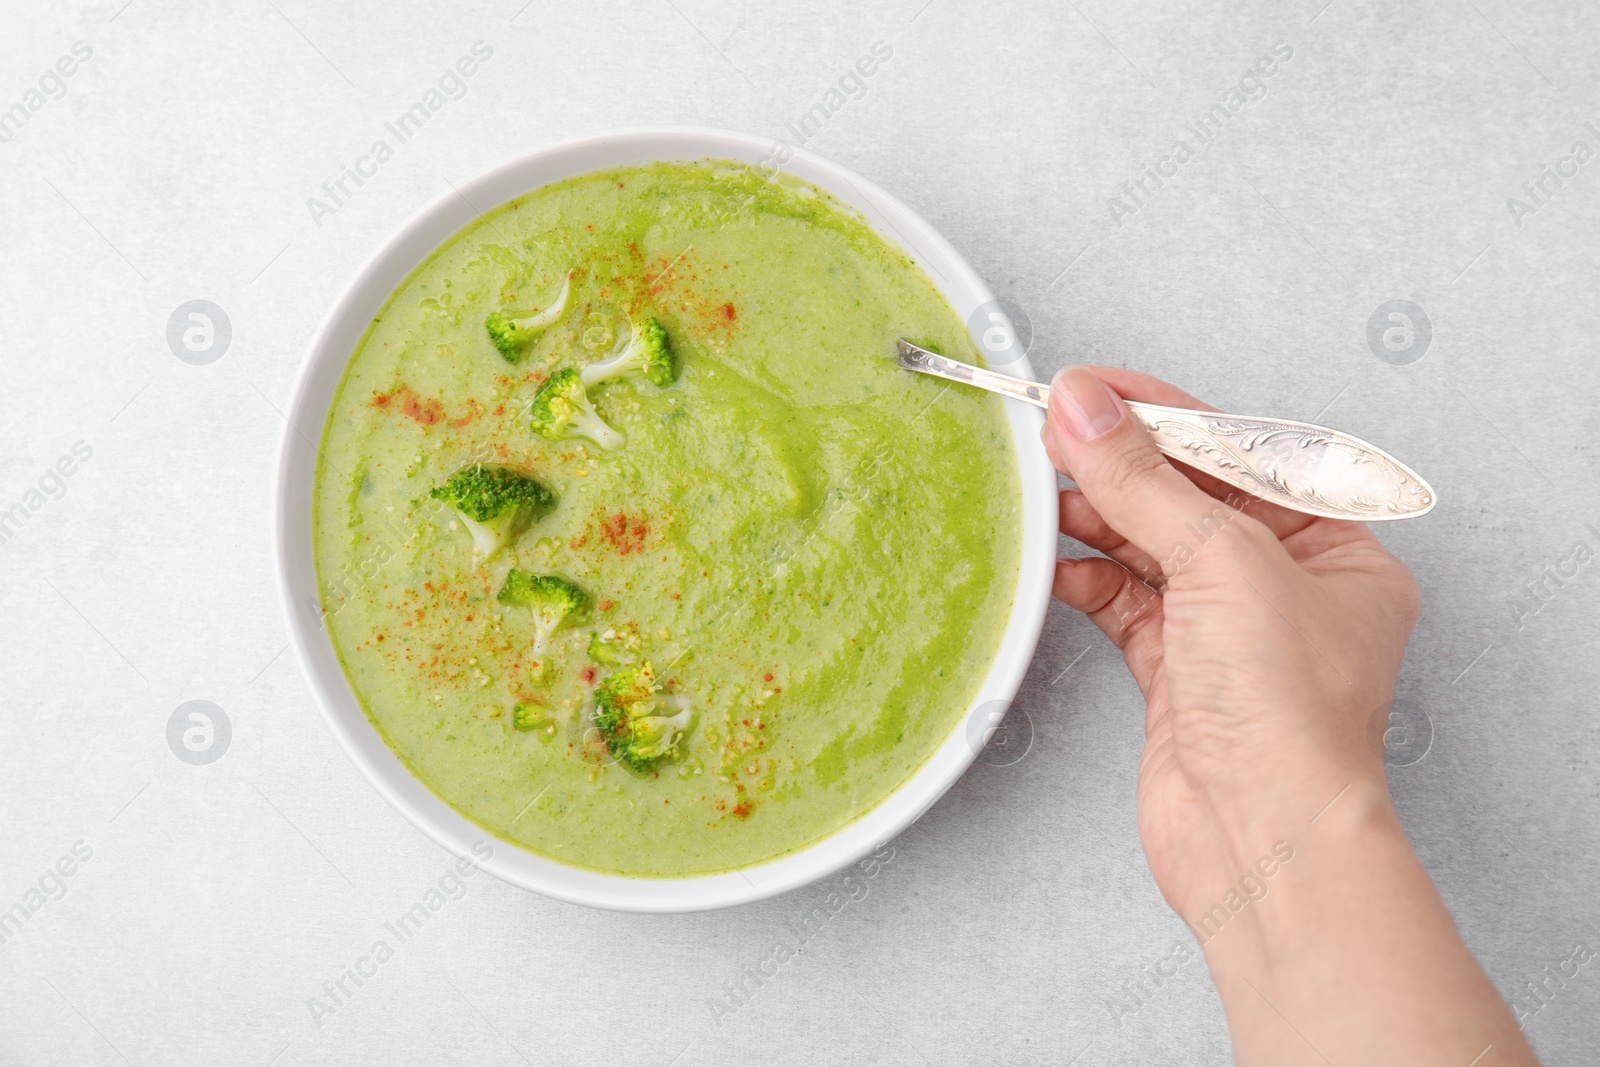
[1197,777,1537,1067]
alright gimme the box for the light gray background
[2,1,1596,1064]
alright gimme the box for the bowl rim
[272,124,1057,912]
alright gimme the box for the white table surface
[3,1,1597,1063]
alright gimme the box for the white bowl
[272,126,1057,912]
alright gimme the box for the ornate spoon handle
[896,340,1436,522]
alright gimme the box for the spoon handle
[895,340,1436,522]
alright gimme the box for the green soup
[314,160,1021,876]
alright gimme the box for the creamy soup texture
[314,160,1021,876]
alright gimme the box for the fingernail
[1052,367,1123,442]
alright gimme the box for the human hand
[1042,365,1419,919]
[1042,366,1536,1066]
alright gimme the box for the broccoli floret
[593,660,691,771]
[512,700,552,732]
[529,367,625,450]
[429,466,554,563]
[579,316,678,388]
[587,626,641,665]
[497,570,590,653]
[484,269,574,362]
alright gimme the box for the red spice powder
[368,383,445,426]
[590,244,739,337]
[449,398,483,429]
[599,511,650,554]
[401,389,444,426]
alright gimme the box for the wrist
[1192,775,1398,945]
[1201,739,1394,862]
[1173,772,1397,979]
[1188,781,1535,1065]
[1228,769,1391,853]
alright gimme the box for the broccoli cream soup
[314,161,1020,876]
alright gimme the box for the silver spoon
[896,339,1436,522]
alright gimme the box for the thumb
[1044,366,1225,565]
